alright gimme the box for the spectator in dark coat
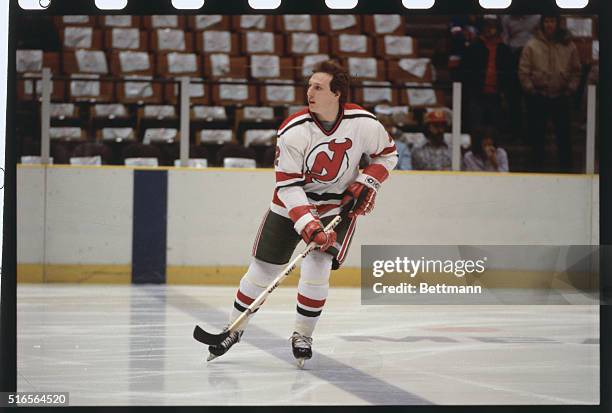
[460,16,513,133]
[448,15,481,81]
[500,15,540,141]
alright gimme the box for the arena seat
[231,15,275,32]
[122,142,162,165]
[167,143,210,167]
[150,28,194,53]
[285,32,330,56]
[174,158,209,168]
[21,156,54,164]
[375,35,418,59]
[261,81,305,106]
[399,83,445,108]
[353,81,399,106]
[156,51,202,78]
[124,157,159,167]
[50,103,79,120]
[142,15,186,30]
[295,55,330,79]
[16,50,64,101]
[243,129,276,147]
[240,31,285,55]
[331,34,374,58]
[97,127,136,143]
[363,15,406,36]
[216,141,256,166]
[97,15,141,29]
[275,15,318,33]
[54,15,96,28]
[345,57,386,81]
[165,78,209,105]
[136,105,178,141]
[103,28,149,51]
[71,141,112,164]
[188,15,232,31]
[210,78,258,106]
[196,30,240,56]
[203,55,248,79]
[223,157,257,168]
[318,15,362,35]
[90,103,132,136]
[60,26,103,50]
[142,128,179,145]
[386,57,434,82]
[70,155,102,166]
[110,51,162,103]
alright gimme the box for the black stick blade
[193,325,230,345]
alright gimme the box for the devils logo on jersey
[305,138,353,184]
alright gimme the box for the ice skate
[207,329,243,362]
[290,331,313,368]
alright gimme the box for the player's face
[307,72,340,114]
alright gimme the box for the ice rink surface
[17,284,599,406]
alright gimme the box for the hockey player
[208,60,398,367]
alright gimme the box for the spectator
[448,15,481,81]
[462,127,509,172]
[519,13,581,172]
[380,118,412,171]
[501,15,541,53]
[500,15,540,141]
[460,16,512,132]
[411,110,452,171]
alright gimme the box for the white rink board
[591,176,599,244]
[18,166,134,265]
[17,167,598,267]
[17,167,46,263]
[167,170,598,267]
[167,169,273,266]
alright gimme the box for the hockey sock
[295,250,333,337]
[229,258,285,328]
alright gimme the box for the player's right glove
[343,181,376,217]
[301,220,337,251]
[342,173,382,218]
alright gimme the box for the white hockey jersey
[272,103,398,230]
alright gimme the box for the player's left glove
[342,173,381,218]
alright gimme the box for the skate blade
[206,353,218,362]
[296,358,306,369]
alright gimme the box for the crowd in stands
[450,12,598,173]
[15,13,598,173]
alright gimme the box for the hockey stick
[193,215,342,346]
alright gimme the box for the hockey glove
[342,174,381,218]
[301,220,337,252]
